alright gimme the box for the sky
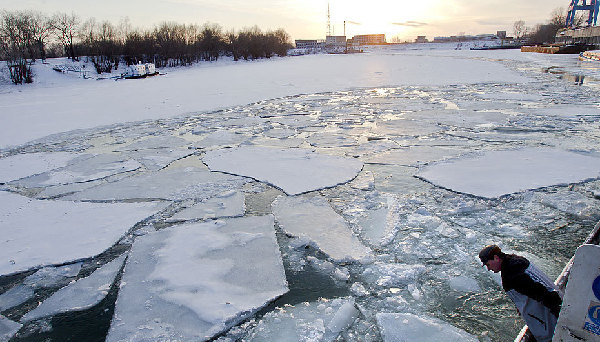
[1,0,571,41]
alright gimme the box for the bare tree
[52,12,79,60]
[513,20,526,39]
[0,11,34,83]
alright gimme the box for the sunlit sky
[2,0,570,41]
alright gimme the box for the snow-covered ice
[168,190,245,221]
[247,297,358,342]
[417,148,600,198]
[21,254,127,322]
[0,315,21,342]
[272,195,372,262]
[376,312,479,342]
[0,191,165,276]
[0,152,80,184]
[63,161,246,201]
[107,215,288,341]
[11,153,141,187]
[203,146,364,195]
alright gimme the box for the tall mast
[327,2,332,36]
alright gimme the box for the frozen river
[1,46,600,342]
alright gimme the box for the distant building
[295,40,322,49]
[325,36,347,52]
[415,36,428,43]
[497,31,507,39]
[350,34,386,45]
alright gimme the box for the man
[479,245,562,342]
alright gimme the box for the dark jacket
[501,254,562,342]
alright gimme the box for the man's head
[479,244,503,273]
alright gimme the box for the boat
[579,50,600,62]
[514,219,600,342]
[122,63,159,79]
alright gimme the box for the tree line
[0,10,293,84]
[512,7,586,45]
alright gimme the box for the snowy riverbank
[1,43,600,342]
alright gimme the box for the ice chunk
[0,285,34,311]
[358,194,401,246]
[107,215,288,342]
[364,146,463,166]
[168,190,245,221]
[63,165,246,201]
[0,315,21,341]
[203,146,363,195]
[0,191,165,276]
[13,154,141,186]
[195,130,250,148]
[417,148,600,198]
[272,195,372,262]
[124,148,193,171]
[118,135,189,151]
[0,152,80,184]
[448,276,481,293]
[21,254,127,322]
[247,297,357,342]
[376,313,478,342]
[362,263,426,288]
[24,263,82,288]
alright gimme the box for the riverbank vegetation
[0,10,293,84]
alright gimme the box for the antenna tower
[327,3,332,36]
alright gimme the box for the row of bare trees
[513,7,587,45]
[0,10,293,84]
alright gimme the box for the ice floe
[0,152,80,184]
[0,191,165,276]
[417,148,600,198]
[12,153,141,187]
[0,315,21,342]
[168,190,245,221]
[63,162,246,201]
[21,254,127,322]
[272,195,372,262]
[376,312,478,342]
[247,297,358,342]
[106,215,288,341]
[203,146,363,195]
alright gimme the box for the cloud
[392,21,428,27]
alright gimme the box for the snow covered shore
[1,44,600,342]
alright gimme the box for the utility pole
[327,2,332,36]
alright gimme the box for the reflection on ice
[107,216,287,342]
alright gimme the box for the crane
[566,0,599,27]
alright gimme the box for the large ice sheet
[63,164,246,201]
[21,254,127,322]
[247,297,358,342]
[107,215,288,342]
[417,148,600,198]
[0,191,165,276]
[0,152,80,184]
[13,153,141,187]
[203,146,363,195]
[272,195,372,262]
[376,313,478,342]
[0,315,21,342]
